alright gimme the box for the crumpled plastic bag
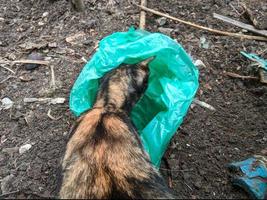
[69,27,199,167]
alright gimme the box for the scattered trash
[241,51,267,71]
[199,36,210,49]
[19,144,32,154]
[25,52,44,70]
[1,97,14,110]
[241,51,267,84]
[23,97,65,104]
[228,154,267,199]
[193,98,216,111]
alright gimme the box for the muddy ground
[0,0,266,199]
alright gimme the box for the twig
[184,182,193,191]
[0,59,49,65]
[213,13,267,37]
[0,76,17,84]
[50,65,56,90]
[193,98,216,111]
[0,190,20,197]
[135,4,267,41]
[160,168,194,172]
[47,109,62,120]
[224,71,258,80]
[0,65,15,74]
[24,97,65,104]
[139,0,147,29]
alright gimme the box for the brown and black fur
[59,57,174,199]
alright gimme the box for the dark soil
[0,0,266,199]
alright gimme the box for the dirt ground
[0,0,266,199]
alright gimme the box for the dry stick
[0,59,49,65]
[0,76,17,84]
[213,13,267,37]
[139,0,147,29]
[224,71,258,80]
[135,4,267,41]
[0,65,15,74]
[0,190,20,197]
[50,65,56,90]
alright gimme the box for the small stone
[19,144,32,154]
[38,21,45,26]
[156,17,167,26]
[199,36,210,49]
[42,12,49,18]
[158,27,174,36]
[48,42,57,48]
[1,97,14,110]
[25,52,43,70]
[83,39,93,45]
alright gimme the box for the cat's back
[60,109,146,199]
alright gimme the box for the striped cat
[59,57,174,199]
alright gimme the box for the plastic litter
[228,155,267,199]
[69,27,199,166]
[241,51,267,71]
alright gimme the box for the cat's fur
[59,57,174,199]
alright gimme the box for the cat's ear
[139,56,156,69]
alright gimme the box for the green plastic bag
[69,28,199,167]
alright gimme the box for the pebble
[158,27,174,36]
[42,12,49,18]
[25,52,43,70]
[38,21,45,26]
[19,144,32,154]
[1,97,14,110]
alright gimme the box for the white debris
[50,97,65,104]
[194,59,207,68]
[1,97,14,110]
[42,12,49,18]
[193,98,216,111]
[19,144,32,154]
[23,97,65,104]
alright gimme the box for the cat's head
[96,56,155,112]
